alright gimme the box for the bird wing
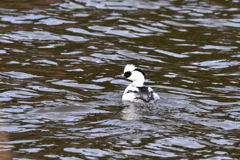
[136,87,154,102]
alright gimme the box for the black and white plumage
[122,64,160,103]
[126,87,154,102]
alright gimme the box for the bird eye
[124,71,131,78]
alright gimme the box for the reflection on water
[0,125,11,160]
[0,0,240,159]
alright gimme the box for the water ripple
[0,0,239,159]
[52,79,105,90]
[2,71,41,79]
[0,90,40,100]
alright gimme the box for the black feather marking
[124,71,132,78]
[126,87,154,102]
[134,68,145,76]
[137,87,153,102]
[127,90,138,94]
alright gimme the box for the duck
[122,64,160,103]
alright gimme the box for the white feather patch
[124,64,136,73]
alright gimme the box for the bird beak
[115,74,124,79]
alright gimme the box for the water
[0,0,239,159]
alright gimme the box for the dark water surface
[0,0,240,159]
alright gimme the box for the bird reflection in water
[121,101,159,121]
[121,103,141,120]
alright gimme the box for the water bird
[122,64,160,103]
